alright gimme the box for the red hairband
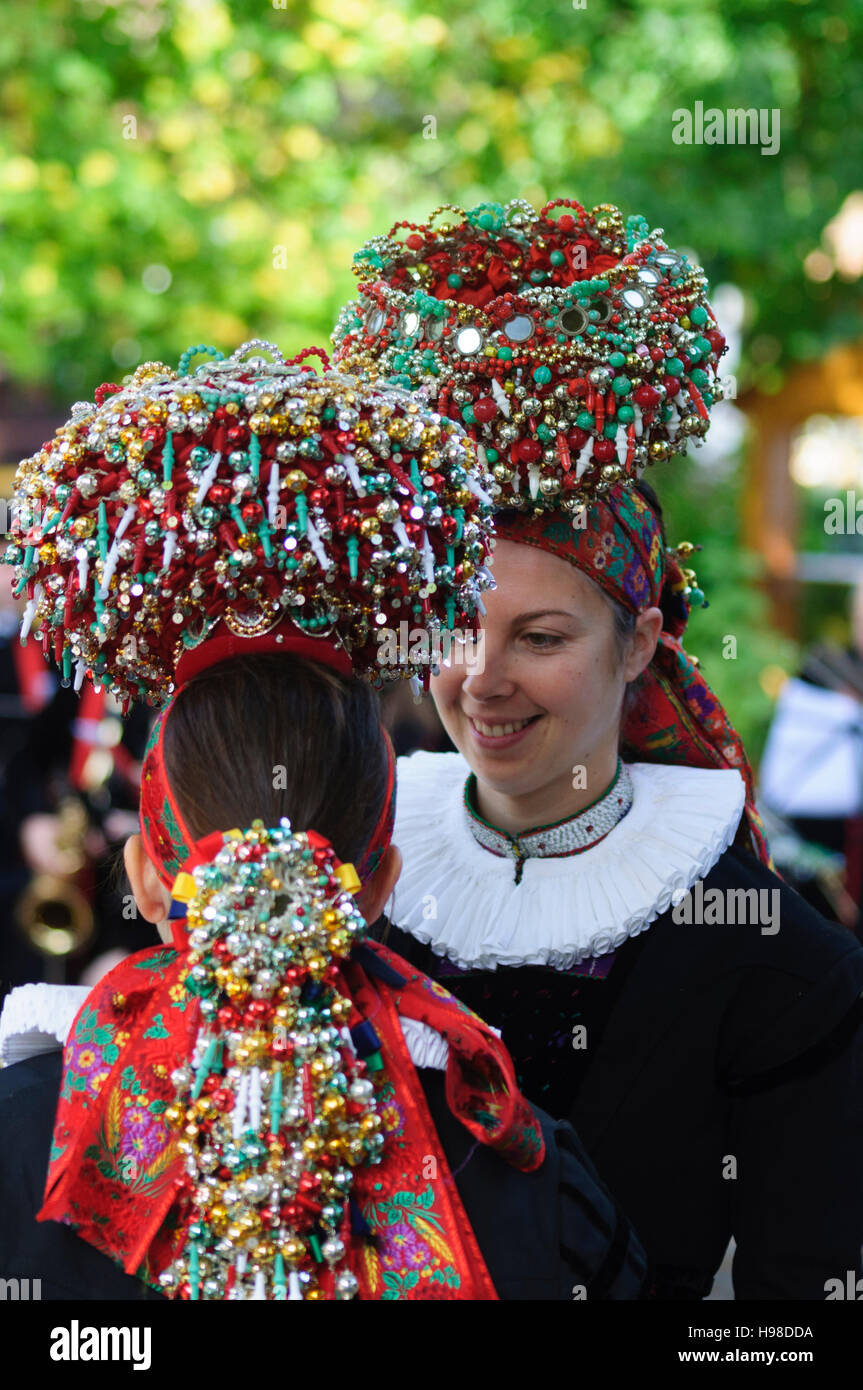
[140,621,396,896]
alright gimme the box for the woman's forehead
[487,536,606,610]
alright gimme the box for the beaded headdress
[332,198,727,513]
[18,344,542,1301]
[4,340,494,707]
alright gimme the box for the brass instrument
[15,797,95,973]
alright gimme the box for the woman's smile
[466,712,543,750]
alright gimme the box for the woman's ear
[123,833,171,928]
[623,606,664,683]
[355,843,403,926]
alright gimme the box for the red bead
[706,329,726,356]
[649,347,665,363]
[557,214,575,232]
[567,427,589,449]
[208,483,231,505]
[633,385,661,409]
[663,375,681,398]
[567,377,587,396]
[241,501,263,524]
[592,439,616,463]
[226,426,247,445]
[473,396,498,423]
[439,515,459,541]
[308,487,329,508]
[406,233,424,250]
[335,512,359,534]
[516,438,543,463]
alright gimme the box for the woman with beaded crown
[0,339,648,1302]
[332,199,863,1300]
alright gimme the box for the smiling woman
[339,193,863,1302]
[431,516,663,835]
[376,476,863,1300]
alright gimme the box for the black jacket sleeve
[726,994,863,1299]
[418,1068,648,1299]
[714,847,863,1299]
[0,1051,163,1300]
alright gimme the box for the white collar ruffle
[390,752,746,971]
[0,983,89,1067]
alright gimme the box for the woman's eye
[522,631,564,648]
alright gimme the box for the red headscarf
[498,486,772,867]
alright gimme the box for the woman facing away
[334,200,863,1299]
[0,343,646,1301]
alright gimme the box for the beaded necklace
[463,758,634,881]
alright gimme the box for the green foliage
[0,0,860,397]
[658,464,801,766]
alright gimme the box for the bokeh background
[2,0,863,758]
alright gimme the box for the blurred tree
[0,0,860,397]
[5,0,862,754]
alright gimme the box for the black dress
[375,841,863,1300]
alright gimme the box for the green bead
[665,357,684,376]
[536,423,553,440]
[702,392,713,407]
[611,375,631,396]
[484,447,499,461]
[461,405,476,424]
[576,411,594,430]
[617,404,635,422]
[689,586,705,605]
[694,337,712,356]
[550,249,565,266]
[497,346,513,359]
[690,306,708,325]
[530,269,546,283]
[447,273,463,289]
[609,351,626,368]
[533,365,552,384]
[690,368,709,388]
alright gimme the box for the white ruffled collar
[390,753,746,971]
[0,983,89,1067]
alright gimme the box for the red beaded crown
[3,341,494,706]
[332,198,727,514]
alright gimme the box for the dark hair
[162,653,389,868]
